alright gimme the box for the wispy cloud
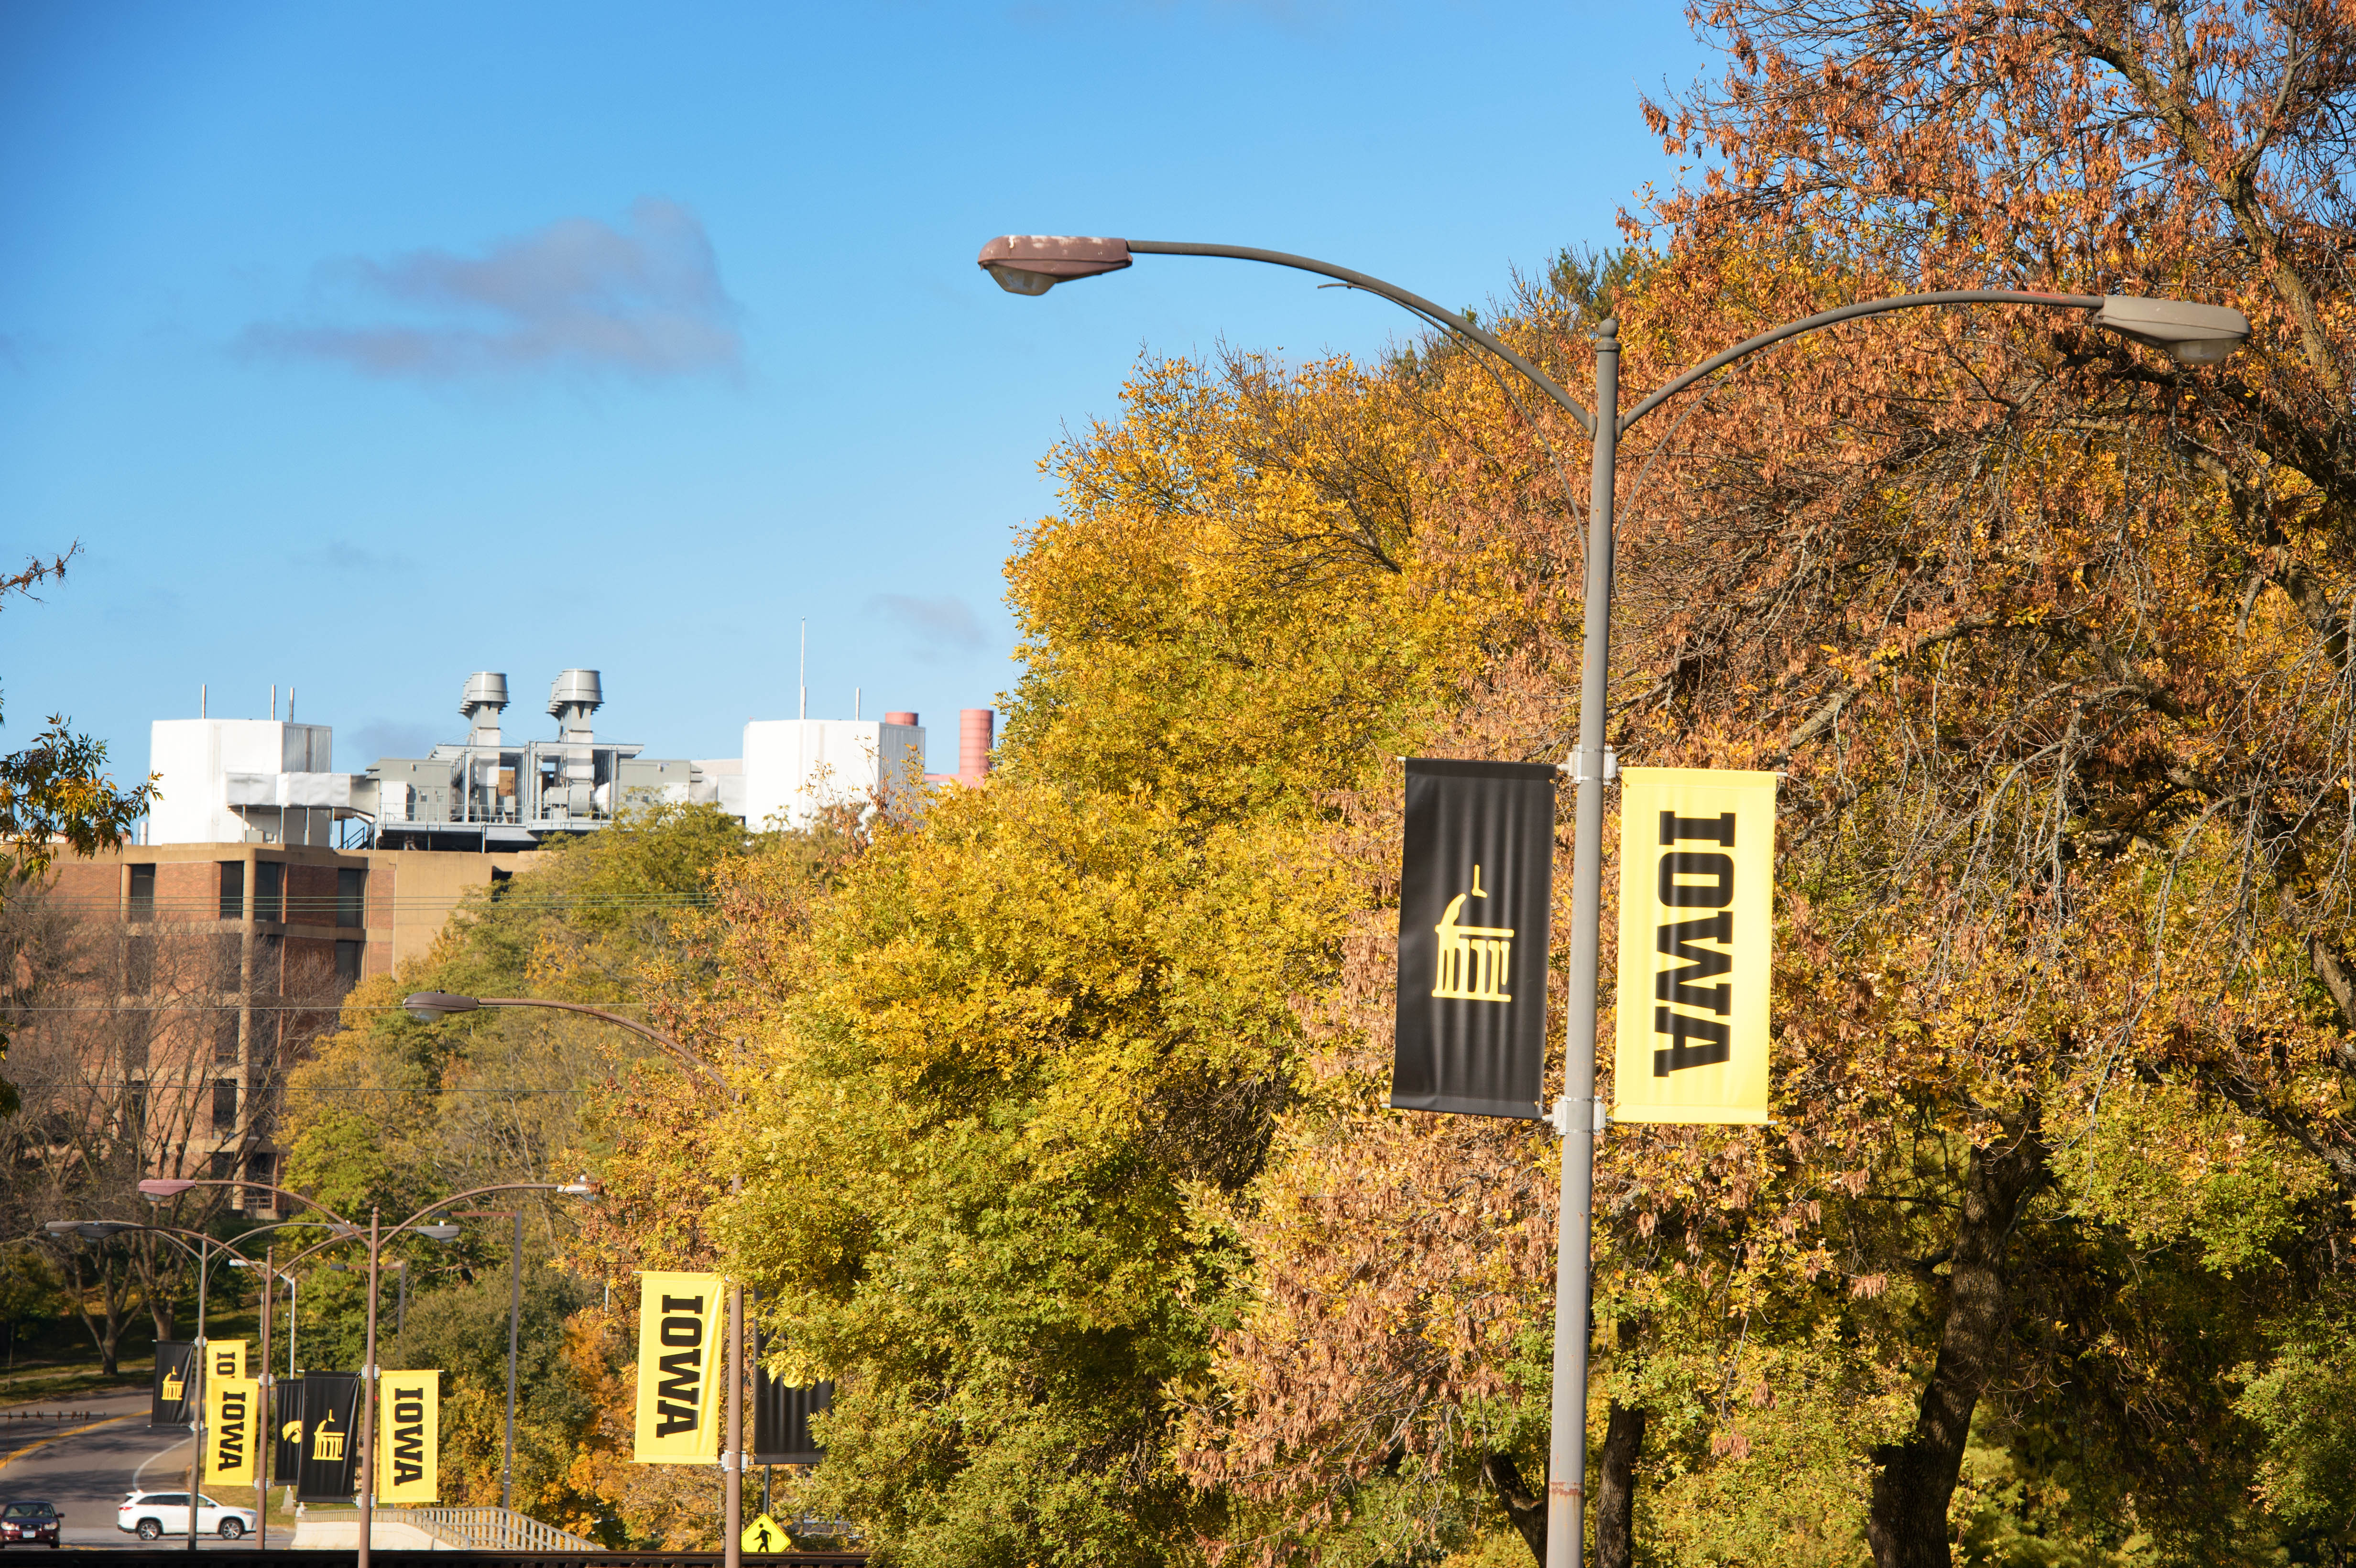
[240,198,742,381]
[864,593,986,656]
[294,540,406,573]
[346,720,441,768]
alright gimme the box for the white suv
[116,1492,257,1541]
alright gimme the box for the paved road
[0,1389,273,1550]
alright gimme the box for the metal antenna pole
[1546,318,1617,1568]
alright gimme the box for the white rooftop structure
[741,719,925,830]
[147,720,358,846]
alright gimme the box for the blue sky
[0,0,1709,794]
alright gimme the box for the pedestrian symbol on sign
[741,1514,786,1554]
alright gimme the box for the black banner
[751,1325,830,1465]
[151,1340,196,1427]
[273,1376,306,1483]
[294,1371,361,1503]
[1392,759,1557,1119]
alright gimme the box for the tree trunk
[1482,1451,1548,1566]
[1866,1115,2045,1568]
[1481,1397,1645,1568]
[1593,1400,1646,1568]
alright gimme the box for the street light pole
[51,1215,332,1549]
[403,991,744,1567]
[975,232,2250,1568]
[138,1177,592,1568]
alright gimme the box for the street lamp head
[556,1174,600,1198]
[417,1223,463,1242]
[2094,295,2249,364]
[977,235,1132,296]
[138,1178,196,1203]
[42,1220,79,1236]
[404,991,481,1023]
[77,1221,134,1241]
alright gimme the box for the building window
[255,861,284,923]
[127,864,156,919]
[212,1010,240,1064]
[244,1152,276,1206]
[123,1015,151,1072]
[212,1079,238,1132]
[335,940,362,986]
[219,861,245,920]
[124,935,153,994]
[123,1082,146,1137]
[336,868,366,929]
[207,1151,234,1180]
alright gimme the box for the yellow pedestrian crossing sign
[742,1514,787,1554]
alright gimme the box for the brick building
[26,842,541,1213]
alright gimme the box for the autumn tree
[1596,6,2356,1564]
[1,545,154,1119]
[0,887,316,1363]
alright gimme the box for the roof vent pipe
[959,709,994,787]
[461,672,510,747]
[548,669,603,740]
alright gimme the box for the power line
[7,1082,588,1095]
[2,1002,655,1013]
[24,894,724,912]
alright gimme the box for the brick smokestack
[884,711,918,727]
[959,709,994,786]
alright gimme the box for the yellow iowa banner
[208,1339,246,1381]
[203,1376,261,1484]
[1614,767,1778,1124]
[633,1272,724,1463]
[377,1371,440,1503]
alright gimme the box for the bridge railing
[408,1506,604,1551]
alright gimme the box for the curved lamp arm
[375,1181,593,1246]
[980,237,2250,443]
[404,991,732,1101]
[1618,289,2103,431]
[980,235,1595,436]
[140,1178,355,1230]
[136,1178,595,1240]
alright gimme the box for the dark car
[0,1500,62,1547]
